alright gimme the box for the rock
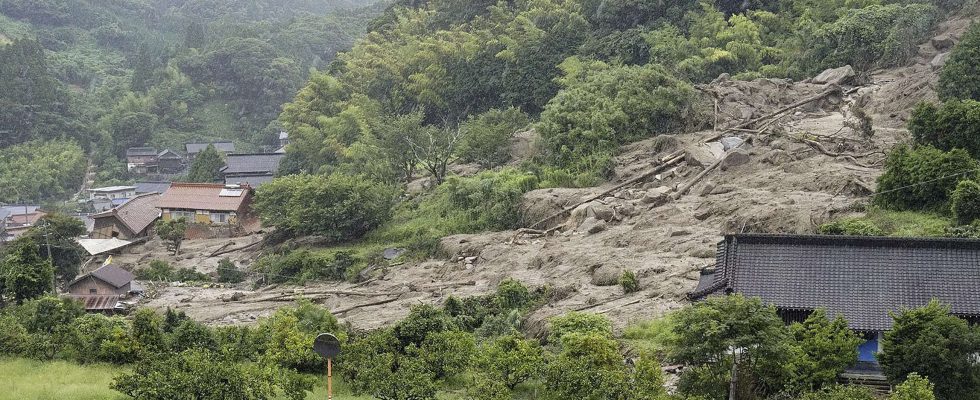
[739,107,754,120]
[709,185,735,195]
[930,52,950,71]
[591,264,622,286]
[931,34,955,51]
[720,149,751,170]
[699,182,717,196]
[761,150,792,165]
[693,208,712,221]
[589,204,615,222]
[720,136,744,151]
[578,216,607,234]
[669,229,691,237]
[383,248,406,260]
[641,186,671,206]
[616,203,638,218]
[464,256,478,264]
[706,142,726,159]
[811,65,856,85]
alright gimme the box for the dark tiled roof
[689,234,980,331]
[70,265,134,289]
[92,193,161,235]
[126,147,157,156]
[158,149,182,159]
[225,174,275,187]
[221,153,284,175]
[135,181,172,194]
[186,142,235,154]
[67,294,122,311]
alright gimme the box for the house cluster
[0,205,46,242]
[690,234,980,384]
[126,147,185,175]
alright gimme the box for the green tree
[392,304,456,349]
[0,140,87,203]
[548,311,613,344]
[951,180,980,225]
[457,107,529,169]
[414,330,476,379]
[543,332,632,400]
[186,144,224,183]
[1,238,54,304]
[155,219,187,255]
[938,22,980,101]
[798,385,876,400]
[786,309,862,393]
[890,373,937,400]
[469,333,544,389]
[216,258,246,283]
[130,308,165,355]
[909,100,980,159]
[874,145,978,211]
[253,173,398,241]
[620,270,639,293]
[672,294,790,399]
[879,300,980,400]
[110,111,157,157]
[24,213,86,287]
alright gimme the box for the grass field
[0,358,129,400]
[0,357,379,400]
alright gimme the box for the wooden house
[68,264,137,296]
[156,149,184,173]
[90,193,161,240]
[157,183,251,225]
[690,234,980,384]
[126,147,158,174]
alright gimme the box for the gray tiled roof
[222,153,284,175]
[186,142,235,154]
[135,181,172,194]
[690,234,980,331]
[70,264,134,289]
[126,147,157,156]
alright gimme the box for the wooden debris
[334,297,400,315]
[704,87,842,143]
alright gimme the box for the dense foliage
[909,100,980,159]
[938,21,980,101]
[0,139,86,203]
[879,300,980,400]
[874,145,978,211]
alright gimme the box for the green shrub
[817,218,884,236]
[254,173,398,241]
[171,267,210,282]
[544,332,632,400]
[457,107,530,169]
[809,4,938,72]
[135,260,174,281]
[469,333,544,390]
[495,278,532,310]
[392,304,456,349]
[111,349,313,400]
[215,258,245,284]
[951,180,980,225]
[909,100,980,159]
[538,59,698,180]
[623,313,679,360]
[547,312,613,345]
[891,373,937,400]
[798,385,876,400]
[413,330,476,379]
[874,145,978,211]
[938,22,980,101]
[255,249,357,284]
[619,270,639,293]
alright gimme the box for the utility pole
[41,220,56,294]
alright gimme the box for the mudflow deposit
[107,16,974,337]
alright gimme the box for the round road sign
[313,333,341,359]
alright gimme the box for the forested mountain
[0,0,381,202]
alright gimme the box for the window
[211,213,228,224]
[89,288,97,294]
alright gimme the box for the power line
[872,166,980,196]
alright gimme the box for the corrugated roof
[70,264,134,288]
[89,186,136,193]
[126,147,157,156]
[67,294,122,311]
[186,142,235,154]
[222,153,284,175]
[158,183,249,212]
[690,234,980,331]
[77,238,133,255]
[92,193,161,235]
[135,181,172,194]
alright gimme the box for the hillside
[128,12,975,333]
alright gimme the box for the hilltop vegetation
[0,0,381,201]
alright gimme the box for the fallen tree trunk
[334,297,400,315]
[673,139,748,199]
[704,88,842,143]
[527,151,687,230]
[210,239,263,257]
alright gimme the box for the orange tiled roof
[157,183,249,212]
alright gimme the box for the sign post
[313,333,341,400]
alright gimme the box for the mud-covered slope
[133,16,971,334]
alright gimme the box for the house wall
[158,158,183,172]
[162,209,238,225]
[68,277,129,296]
[91,217,142,240]
[90,190,136,200]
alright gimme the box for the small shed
[68,265,138,296]
[157,149,184,173]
